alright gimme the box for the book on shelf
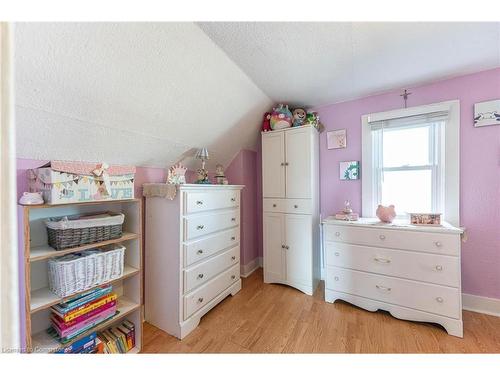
[55,285,113,314]
[55,332,97,354]
[97,320,136,354]
[51,293,117,322]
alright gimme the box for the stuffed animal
[270,104,293,130]
[376,205,397,223]
[292,108,306,127]
[262,112,272,132]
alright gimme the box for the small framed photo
[327,129,347,149]
[474,99,500,127]
[340,161,359,180]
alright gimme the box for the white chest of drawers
[145,184,244,339]
[322,217,464,337]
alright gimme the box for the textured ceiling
[198,22,500,107]
[15,22,272,169]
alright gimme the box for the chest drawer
[263,198,286,213]
[184,209,240,240]
[183,227,239,267]
[184,263,239,319]
[184,190,239,214]
[324,224,460,256]
[184,246,240,293]
[326,266,460,319]
[325,242,460,287]
[263,198,311,214]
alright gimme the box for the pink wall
[315,67,500,299]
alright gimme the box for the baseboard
[462,293,500,317]
[240,257,263,278]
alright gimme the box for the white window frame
[361,100,460,226]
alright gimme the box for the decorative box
[409,213,442,226]
[28,160,136,204]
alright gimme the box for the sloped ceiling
[15,22,273,169]
[198,22,500,107]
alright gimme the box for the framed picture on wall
[327,129,347,149]
[340,161,359,180]
[474,99,500,127]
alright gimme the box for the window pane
[381,169,432,214]
[383,126,429,167]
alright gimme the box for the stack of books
[55,332,98,354]
[96,320,135,353]
[48,285,118,344]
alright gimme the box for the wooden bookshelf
[19,199,143,354]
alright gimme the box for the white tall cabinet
[262,125,320,295]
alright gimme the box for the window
[362,101,460,225]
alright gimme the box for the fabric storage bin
[28,160,136,204]
[45,212,124,250]
[48,244,126,298]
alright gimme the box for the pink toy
[262,112,272,132]
[376,204,396,223]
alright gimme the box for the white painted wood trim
[462,293,500,317]
[240,257,262,278]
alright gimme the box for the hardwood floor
[141,268,500,353]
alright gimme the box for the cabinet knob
[231,275,236,280]
[231,256,236,260]
[335,232,340,237]
[436,297,444,303]
[196,200,203,205]
[281,244,286,249]
[434,241,442,247]
[280,162,285,166]
[435,265,443,271]
[231,217,236,222]
[334,276,339,281]
[231,197,236,202]
[197,249,203,254]
[272,204,277,208]
[379,234,386,240]
[198,297,204,303]
[197,225,205,230]
[285,162,289,166]
[294,205,298,208]
[376,285,392,292]
[334,252,340,256]
[231,236,236,241]
[198,273,204,279]
[285,245,290,250]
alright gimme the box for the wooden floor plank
[141,268,500,353]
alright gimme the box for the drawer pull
[334,252,340,256]
[285,245,290,250]
[198,297,204,303]
[376,285,392,292]
[197,225,205,230]
[280,162,285,166]
[374,257,391,264]
[196,200,203,205]
[231,197,236,202]
[436,297,444,303]
[273,204,277,207]
[197,249,204,255]
[231,236,236,241]
[435,265,443,271]
[294,205,298,208]
[434,241,442,247]
[231,256,236,260]
[334,276,339,281]
[285,162,289,166]
[282,244,286,249]
[379,235,386,240]
[335,232,340,237]
[197,273,204,279]
[231,217,236,222]
[231,275,236,280]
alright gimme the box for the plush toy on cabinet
[262,112,272,132]
[270,104,293,130]
[292,108,307,127]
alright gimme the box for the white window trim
[361,100,460,226]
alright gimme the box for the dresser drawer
[183,227,239,267]
[324,224,460,256]
[184,209,240,240]
[184,190,239,214]
[184,246,240,293]
[325,242,460,287]
[326,266,460,319]
[184,264,240,319]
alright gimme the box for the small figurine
[376,205,397,223]
[292,108,307,127]
[167,163,187,185]
[195,168,210,184]
[214,163,228,185]
[19,191,44,205]
[343,200,353,214]
[262,112,272,132]
[270,104,293,130]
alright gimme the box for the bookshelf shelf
[19,199,143,354]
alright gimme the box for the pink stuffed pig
[376,205,396,223]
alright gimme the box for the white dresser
[262,125,320,295]
[145,184,244,339]
[322,218,464,337]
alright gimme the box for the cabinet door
[262,132,285,198]
[263,212,285,282]
[285,129,311,199]
[285,214,312,286]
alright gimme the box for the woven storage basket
[45,212,124,250]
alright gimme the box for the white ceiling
[15,22,272,169]
[15,22,500,169]
[198,22,500,107]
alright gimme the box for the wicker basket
[45,212,125,250]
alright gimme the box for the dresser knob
[198,273,204,279]
[197,225,204,230]
[197,249,203,255]
[280,162,285,166]
[436,297,444,303]
[334,252,340,256]
[231,217,236,222]
[335,232,340,237]
[198,297,204,303]
[434,241,442,247]
[272,203,277,207]
[196,200,203,205]
[374,257,391,264]
[231,275,236,280]
[376,285,392,292]
[231,256,236,260]
[294,205,298,208]
[379,235,386,240]
[231,236,236,241]
[334,276,339,281]
[435,265,443,271]
[231,198,236,202]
